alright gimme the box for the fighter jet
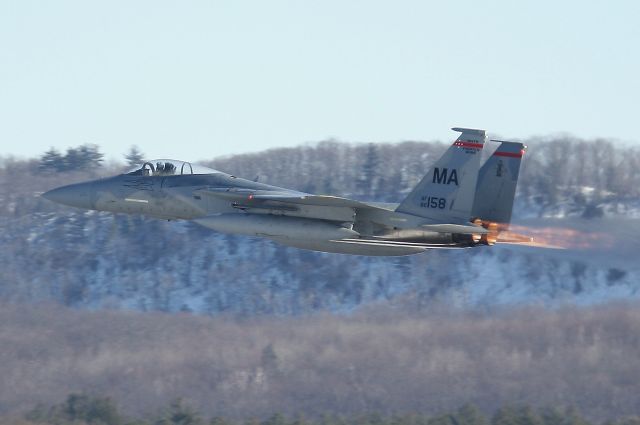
[42,128,528,256]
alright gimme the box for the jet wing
[194,187,378,209]
[195,188,488,234]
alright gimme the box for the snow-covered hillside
[1,209,637,315]
[1,138,639,314]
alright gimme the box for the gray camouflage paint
[43,128,525,256]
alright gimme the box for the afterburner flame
[472,219,499,246]
[499,224,615,250]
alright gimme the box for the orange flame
[498,224,615,250]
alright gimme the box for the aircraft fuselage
[43,128,528,256]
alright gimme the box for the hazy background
[1,136,639,421]
[2,1,640,423]
[2,0,640,161]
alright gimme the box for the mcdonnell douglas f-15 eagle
[43,128,529,256]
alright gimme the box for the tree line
[4,136,636,226]
[38,145,104,173]
[1,303,639,421]
[0,136,637,317]
[31,136,640,213]
[205,137,640,216]
[19,393,640,425]
[36,144,145,174]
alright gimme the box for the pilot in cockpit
[164,162,176,174]
[154,161,176,175]
[127,160,213,177]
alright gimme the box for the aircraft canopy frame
[126,159,219,177]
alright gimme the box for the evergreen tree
[38,147,65,172]
[125,145,145,166]
[79,144,104,168]
[34,393,124,425]
[63,144,103,171]
[63,147,82,170]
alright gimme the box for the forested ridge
[0,136,639,314]
[0,137,639,421]
[13,394,640,425]
[3,135,640,218]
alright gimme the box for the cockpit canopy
[126,159,219,177]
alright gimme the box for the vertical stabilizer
[471,140,526,226]
[396,127,486,223]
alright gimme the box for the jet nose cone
[42,182,94,209]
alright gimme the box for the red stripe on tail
[454,141,484,149]
[493,150,524,158]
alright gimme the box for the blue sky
[1,0,639,162]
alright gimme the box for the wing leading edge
[194,187,382,210]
